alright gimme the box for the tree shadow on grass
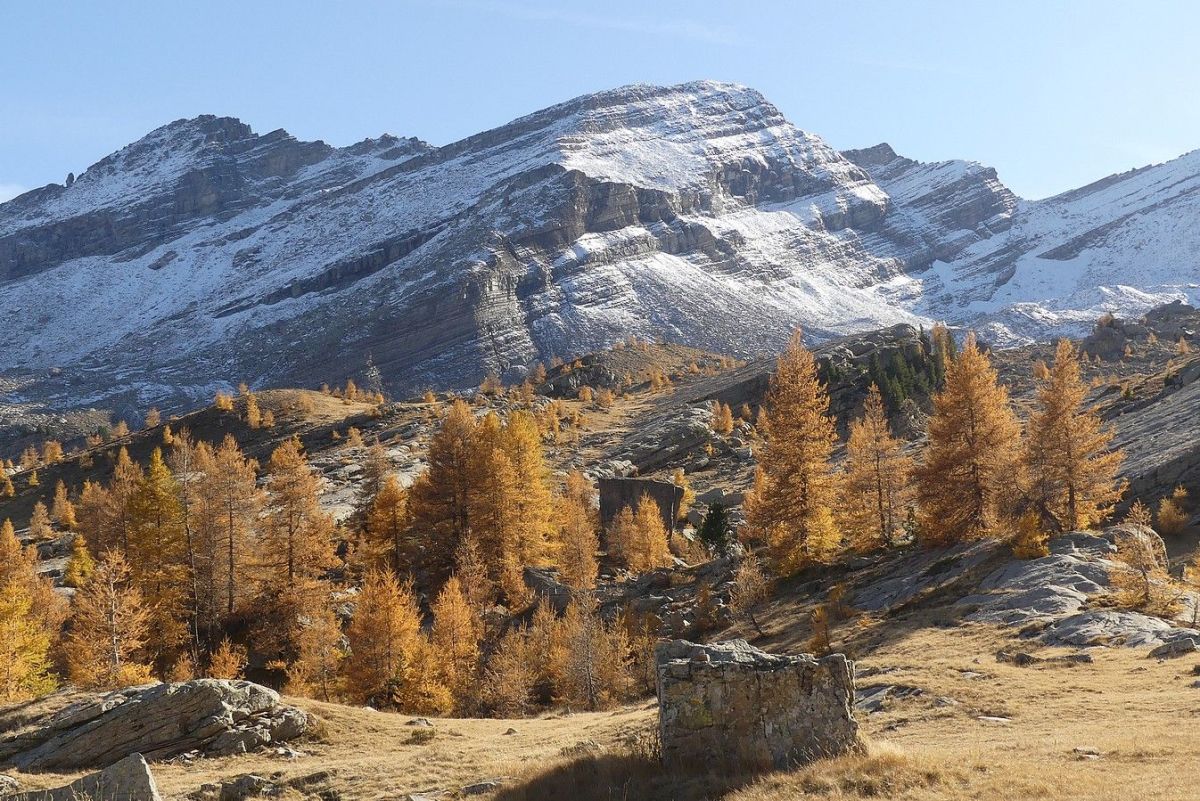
[493,752,754,801]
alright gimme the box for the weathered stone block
[655,639,859,772]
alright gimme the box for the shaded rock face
[655,639,859,772]
[6,753,160,801]
[2,680,308,772]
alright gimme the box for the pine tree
[0,471,13,498]
[65,551,153,689]
[1024,339,1126,531]
[916,333,1022,545]
[52,480,77,529]
[557,471,599,591]
[744,331,839,572]
[42,440,64,463]
[344,570,423,706]
[408,400,477,585]
[144,407,162,429]
[841,385,914,550]
[697,503,735,555]
[712,402,735,436]
[244,392,261,429]
[430,576,481,714]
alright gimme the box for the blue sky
[2,0,1197,202]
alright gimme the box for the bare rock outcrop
[655,639,859,772]
[5,753,160,801]
[2,680,308,772]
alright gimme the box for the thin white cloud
[442,0,746,46]
[0,183,26,203]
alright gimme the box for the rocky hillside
[3,81,1199,416]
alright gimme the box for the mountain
[1,81,1197,413]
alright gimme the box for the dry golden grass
[9,623,1200,799]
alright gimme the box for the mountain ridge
[1,80,1197,414]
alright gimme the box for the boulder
[1102,524,1168,571]
[655,639,859,772]
[4,680,309,772]
[7,753,160,801]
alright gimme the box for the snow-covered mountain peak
[1,81,1198,413]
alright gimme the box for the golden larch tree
[557,471,599,591]
[916,333,1022,544]
[52,480,77,530]
[0,581,55,701]
[65,550,153,689]
[28,501,53,541]
[408,400,477,585]
[430,576,482,714]
[366,475,409,573]
[345,570,423,706]
[1024,339,1126,531]
[840,384,914,550]
[261,438,336,591]
[128,448,188,667]
[607,497,672,573]
[744,331,839,572]
[205,436,262,618]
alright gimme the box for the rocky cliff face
[2,81,1198,413]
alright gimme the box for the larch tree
[607,497,671,573]
[916,333,1022,545]
[206,436,262,619]
[28,501,52,541]
[430,576,482,714]
[64,550,153,689]
[261,438,336,592]
[840,384,914,550]
[284,594,344,702]
[0,517,56,702]
[345,570,423,706]
[167,434,210,661]
[52,480,77,530]
[0,581,54,702]
[744,331,839,572]
[408,400,477,586]
[552,599,632,711]
[500,411,557,569]
[469,442,526,602]
[1024,339,1126,531]
[128,448,188,668]
[557,471,599,591]
[366,475,409,573]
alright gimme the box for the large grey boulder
[655,639,859,772]
[3,680,308,772]
[6,753,160,801]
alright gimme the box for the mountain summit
[1,80,1197,408]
